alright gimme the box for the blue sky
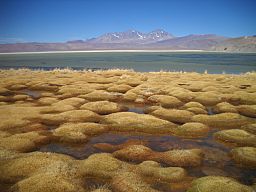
[0,0,255,43]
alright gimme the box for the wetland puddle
[19,89,42,99]
[39,131,256,188]
[39,103,256,189]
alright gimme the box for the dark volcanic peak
[88,29,174,44]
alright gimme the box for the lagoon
[0,52,256,73]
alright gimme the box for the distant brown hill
[210,36,256,52]
[0,29,255,53]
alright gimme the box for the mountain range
[0,29,255,53]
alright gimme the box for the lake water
[0,52,256,73]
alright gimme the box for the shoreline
[0,50,254,55]
[0,68,253,75]
[0,49,219,55]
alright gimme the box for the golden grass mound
[113,144,152,162]
[0,131,49,152]
[194,92,222,106]
[10,172,85,192]
[116,77,144,87]
[113,145,203,167]
[192,113,254,129]
[9,84,27,91]
[167,87,195,102]
[213,102,238,113]
[37,110,102,125]
[91,188,112,192]
[220,93,241,105]
[80,90,120,101]
[93,139,148,153]
[122,91,138,101]
[234,91,256,105]
[53,97,86,108]
[107,84,133,93]
[143,106,161,114]
[147,95,183,108]
[237,105,256,118]
[41,104,76,113]
[38,97,59,105]
[0,104,43,131]
[241,123,256,134]
[29,83,58,92]
[80,101,128,115]
[186,107,208,114]
[0,148,191,192]
[13,94,30,101]
[0,148,22,161]
[183,101,205,109]
[150,108,194,124]
[231,147,256,168]
[53,123,109,143]
[173,122,210,138]
[0,151,74,183]
[112,171,159,192]
[0,95,9,102]
[78,153,122,179]
[0,87,11,95]
[57,86,93,97]
[182,81,210,92]
[101,112,177,134]
[138,161,187,182]
[214,129,256,147]
[187,176,254,192]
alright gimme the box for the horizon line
[1,28,251,44]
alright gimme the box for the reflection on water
[206,107,215,115]
[121,102,149,114]
[19,89,42,99]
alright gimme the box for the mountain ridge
[86,29,174,44]
[0,29,255,53]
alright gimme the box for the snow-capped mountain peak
[88,29,174,44]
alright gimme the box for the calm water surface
[0,52,256,73]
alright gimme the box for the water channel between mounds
[37,101,256,189]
